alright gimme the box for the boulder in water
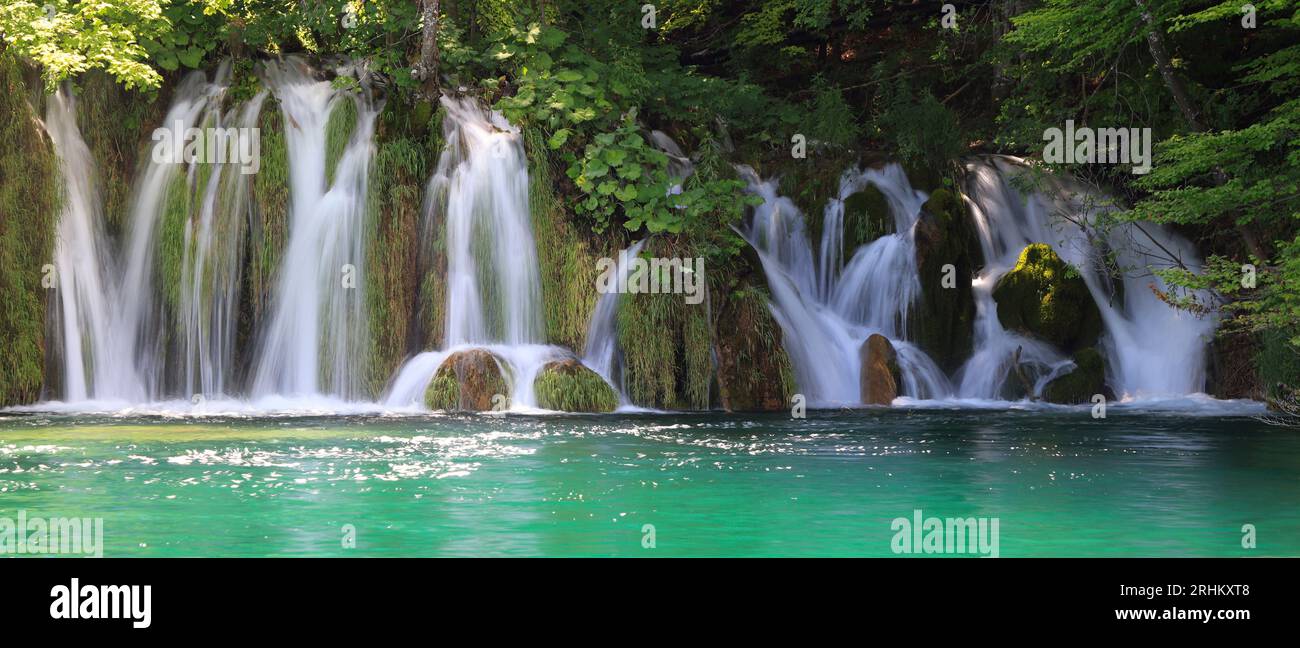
[993,243,1102,353]
[912,187,980,373]
[1042,348,1107,404]
[425,349,511,411]
[859,334,901,405]
[534,358,618,413]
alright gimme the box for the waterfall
[960,156,1215,399]
[433,96,543,346]
[179,90,268,398]
[740,164,951,405]
[385,95,571,410]
[582,239,646,399]
[43,90,138,402]
[251,60,379,399]
[43,70,231,403]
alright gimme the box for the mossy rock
[534,359,618,413]
[424,349,511,411]
[904,161,946,195]
[842,184,892,252]
[714,284,797,412]
[911,187,980,373]
[1042,348,1107,405]
[993,243,1102,353]
[859,334,901,405]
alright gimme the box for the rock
[424,348,511,411]
[993,243,1102,353]
[1000,346,1036,401]
[859,334,901,405]
[714,285,797,412]
[1042,348,1107,404]
[842,184,893,251]
[911,187,980,373]
[534,358,619,413]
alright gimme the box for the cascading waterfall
[435,96,544,346]
[582,239,646,399]
[179,90,268,398]
[251,60,379,400]
[44,70,231,403]
[386,96,573,410]
[43,90,138,402]
[740,164,951,405]
[961,156,1215,399]
[29,66,1225,413]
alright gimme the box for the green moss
[74,71,163,237]
[774,151,858,246]
[841,184,892,251]
[912,185,980,373]
[248,102,289,325]
[0,53,61,406]
[424,369,461,410]
[524,125,613,352]
[1042,348,1107,404]
[423,349,510,411]
[993,243,1102,353]
[616,238,713,410]
[534,359,618,412]
[324,96,358,185]
[713,284,796,411]
[155,166,191,314]
[362,97,442,397]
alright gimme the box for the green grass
[0,54,61,406]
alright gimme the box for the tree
[0,0,170,91]
[418,0,440,96]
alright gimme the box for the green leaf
[586,158,609,178]
[156,51,179,71]
[548,128,572,149]
[603,148,627,166]
[617,163,642,180]
[615,184,638,201]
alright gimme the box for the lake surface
[1,405,1296,557]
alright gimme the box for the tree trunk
[1133,0,1202,131]
[419,0,441,97]
[1133,0,1266,259]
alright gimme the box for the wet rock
[842,184,893,250]
[534,358,618,413]
[912,187,980,373]
[1042,348,1107,404]
[424,348,510,411]
[860,334,901,405]
[993,243,1102,353]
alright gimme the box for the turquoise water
[1,408,1297,557]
